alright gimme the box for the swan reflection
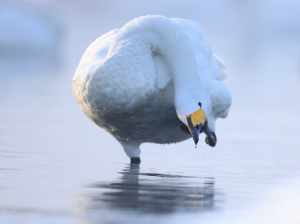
[86,165,217,216]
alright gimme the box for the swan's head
[175,91,217,147]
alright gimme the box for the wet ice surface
[1,53,300,224]
[1,2,300,224]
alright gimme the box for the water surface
[1,1,300,223]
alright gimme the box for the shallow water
[1,66,300,224]
[1,1,300,224]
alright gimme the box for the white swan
[72,15,232,164]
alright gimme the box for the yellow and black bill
[186,108,207,145]
[179,107,217,147]
[186,115,203,145]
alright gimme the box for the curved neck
[114,15,201,87]
[111,15,210,119]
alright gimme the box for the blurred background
[0,0,300,224]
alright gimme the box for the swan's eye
[198,102,202,107]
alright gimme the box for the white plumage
[72,15,231,162]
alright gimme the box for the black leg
[202,121,217,147]
[131,157,141,164]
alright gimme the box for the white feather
[72,15,232,158]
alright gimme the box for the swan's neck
[112,16,211,121]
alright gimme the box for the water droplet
[195,145,197,149]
